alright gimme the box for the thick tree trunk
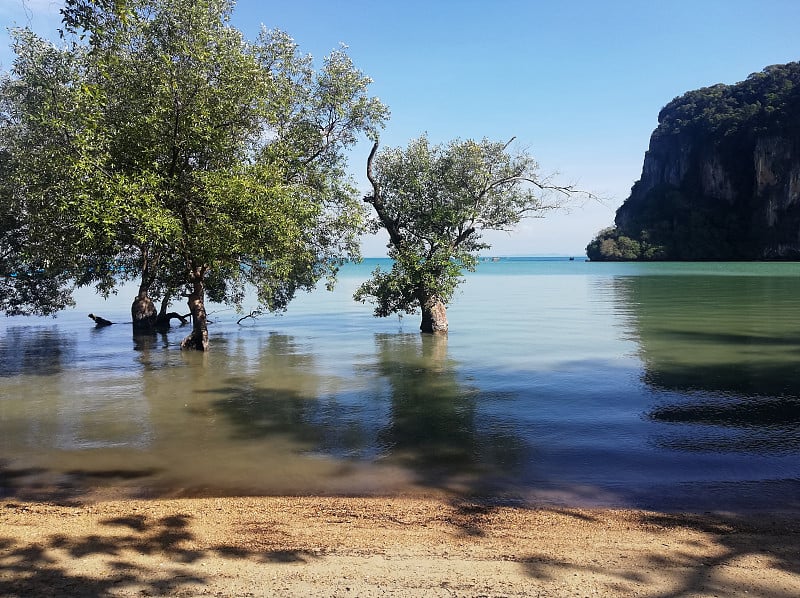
[181,279,209,351]
[419,294,448,334]
[131,288,157,333]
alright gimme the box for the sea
[1,257,799,512]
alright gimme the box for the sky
[2,0,799,256]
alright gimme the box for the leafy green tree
[2,0,387,349]
[586,227,646,261]
[355,135,580,333]
[0,29,104,316]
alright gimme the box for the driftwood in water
[88,313,113,327]
[237,309,263,325]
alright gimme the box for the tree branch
[365,140,380,200]
[364,140,405,248]
[237,309,262,324]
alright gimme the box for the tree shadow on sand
[0,506,320,598]
[519,509,800,598]
[1,495,798,597]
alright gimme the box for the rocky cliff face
[589,62,800,261]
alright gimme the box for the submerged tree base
[180,331,209,351]
[420,298,448,334]
[131,293,157,333]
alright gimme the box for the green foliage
[586,227,649,261]
[0,189,75,315]
[656,63,800,140]
[0,28,109,313]
[356,135,567,319]
[354,249,472,318]
[1,0,387,320]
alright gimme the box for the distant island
[587,61,800,261]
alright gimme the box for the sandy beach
[1,495,799,597]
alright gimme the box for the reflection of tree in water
[0,326,75,377]
[373,333,526,491]
[132,330,171,357]
[209,334,325,448]
[210,331,527,494]
[612,275,800,453]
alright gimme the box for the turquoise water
[1,258,799,511]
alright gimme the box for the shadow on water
[612,275,800,455]
[0,326,75,377]
[369,333,528,495]
[0,459,162,505]
[132,330,171,353]
[205,333,326,447]
[205,332,528,498]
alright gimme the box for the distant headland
[587,61,800,261]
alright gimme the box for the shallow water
[1,258,799,511]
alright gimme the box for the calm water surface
[1,258,799,512]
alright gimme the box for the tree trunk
[131,288,157,333]
[155,294,189,330]
[419,294,448,334]
[181,279,209,351]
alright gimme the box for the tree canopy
[655,62,800,140]
[1,0,388,348]
[356,135,577,333]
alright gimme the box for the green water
[1,259,799,511]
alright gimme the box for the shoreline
[2,495,799,597]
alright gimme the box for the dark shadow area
[370,333,529,497]
[65,468,163,481]
[649,393,800,454]
[651,395,800,427]
[0,464,49,499]
[209,382,327,446]
[441,500,502,537]
[205,334,327,448]
[0,326,75,377]
[520,510,800,598]
[0,460,161,505]
[613,275,800,455]
[644,360,800,398]
[132,330,171,353]
[0,507,319,597]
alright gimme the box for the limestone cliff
[588,62,800,260]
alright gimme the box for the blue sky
[2,0,799,256]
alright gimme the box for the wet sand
[2,495,799,597]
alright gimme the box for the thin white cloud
[0,0,65,17]
[0,0,65,70]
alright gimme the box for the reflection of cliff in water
[612,274,800,453]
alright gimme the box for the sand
[1,495,799,597]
